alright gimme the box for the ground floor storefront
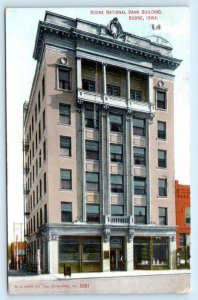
[27,224,177,274]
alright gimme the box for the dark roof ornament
[107,17,125,39]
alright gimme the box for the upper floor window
[185,207,190,224]
[110,114,123,132]
[82,79,95,92]
[43,109,45,131]
[134,147,146,165]
[158,178,167,197]
[61,202,72,222]
[157,90,166,109]
[107,84,120,96]
[159,207,167,225]
[60,169,72,190]
[134,177,146,195]
[42,76,45,99]
[134,206,146,224]
[58,67,71,90]
[86,140,99,160]
[111,205,124,216]
[44,204,47,223]
[110,144,123,162]
[59,103,71,125]
[86,172,99,191]
[158,150,167,168]
[157,121,166,139]
[60,136,71,157]
[111,175,123,193]
[86,204,100,223]
[84,107,99,129]
[130,90,142,101]
[38,91,41,112]
[133,118,145,136]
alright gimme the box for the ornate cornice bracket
[128,229,135,243]
[107,18,125,39]
[103,227,111,243]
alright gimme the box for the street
[8,269,191,294]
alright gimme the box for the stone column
[169,235,177,269]
[127,69,131,102]
[102,63,107,96]
[77,57,82,90]
[148,75,153,103]
[102,228,111,272]
[47,235,59,274]
[126,229,134,271]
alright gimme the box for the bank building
[23,11,181,274]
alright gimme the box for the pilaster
[77,57,82,90]
[102,228,111,272]
[126,229,134,271]
[47,235,59,274]
[169,235,177,269]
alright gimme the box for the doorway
[110,237,125,271]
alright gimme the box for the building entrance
[110,237,125,271]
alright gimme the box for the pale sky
[6,7,190,243]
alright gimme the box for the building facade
[23,12,181,273]
[175,180,191,268]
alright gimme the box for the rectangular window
[134,206,147,224]
[60,169,72,190]
[39,150,42,168]
[134,147,146,165]
[157,91,166,109]
[84,107,99,129]
[33,216,35,232]
[43,109,45,131]
[39,122,41,141]
[60,136,71,156]
[86,140,99,160]
[133,118,145,136]
[44,204,47,223]
[111,205,124,216]
[59,103,71,125]
[44,172,47,194]
[159,208,167,225]
[58,67,71,90]
[86,172,99,191]
[158,178,167,197]
[42,76,45,99]
[107,84,120,96]
[134,177,146,195]
[37,212,39,229]
[86,204,100,223]
[43,140,46,161]
[38,92,41,112]
[82,79,96,92]
[130,90,142,101]
[39,179,42,199]
[157,121,166,139]
[158,150,167,168]
[110,144,123,162]
[110,114,123,132]
[36,132,38,150]
[111,175,123,193]
[185,207,190,224]
[35,104,37,123]
[61,202,72,222]
[40,208,43,226]
[32,116,34,132]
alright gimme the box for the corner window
[134,147,146,165]
[60,136,71,156]
[86,204,100,223]
[134,206,146,224]
[110,144,123,162]
[111,175,123,193]
[158,150,167,168]
[133,118,145,136]
[110,114,123,132]
[61,202,72,222]
[134,177,146,195]
[59,103,71,125]
[86,140,99,160]
[86,172,99,191]
[159,208,167,225]
[157,91,166,109]
[158,178,167,197]
[157,121,166,139]
[58,67,71,90]
[130,90,142,101]
[60,169,72,190]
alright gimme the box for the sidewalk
[8,269,191,282]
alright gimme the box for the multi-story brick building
[175,180,191,268]
[23,12,181,273]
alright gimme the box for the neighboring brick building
[23,12,181,274]
[10,242,26,270]
[175,180,191,268]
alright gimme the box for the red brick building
[175,180,191,268]
[10,242,26,270]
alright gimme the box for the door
[110,249,125,271]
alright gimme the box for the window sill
[58,122,72,127]
[156,108,167,112]
[157,196,167,199]
[60,155,72,159]
[59,189,73,192]
[57,87,72,93]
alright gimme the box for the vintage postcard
[6,7,190,294]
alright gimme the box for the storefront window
[152,238,168,266]
[59,239,79,262]
[134,238,150,267]
[83,239,101,262]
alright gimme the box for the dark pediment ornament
[107,18,125,39]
